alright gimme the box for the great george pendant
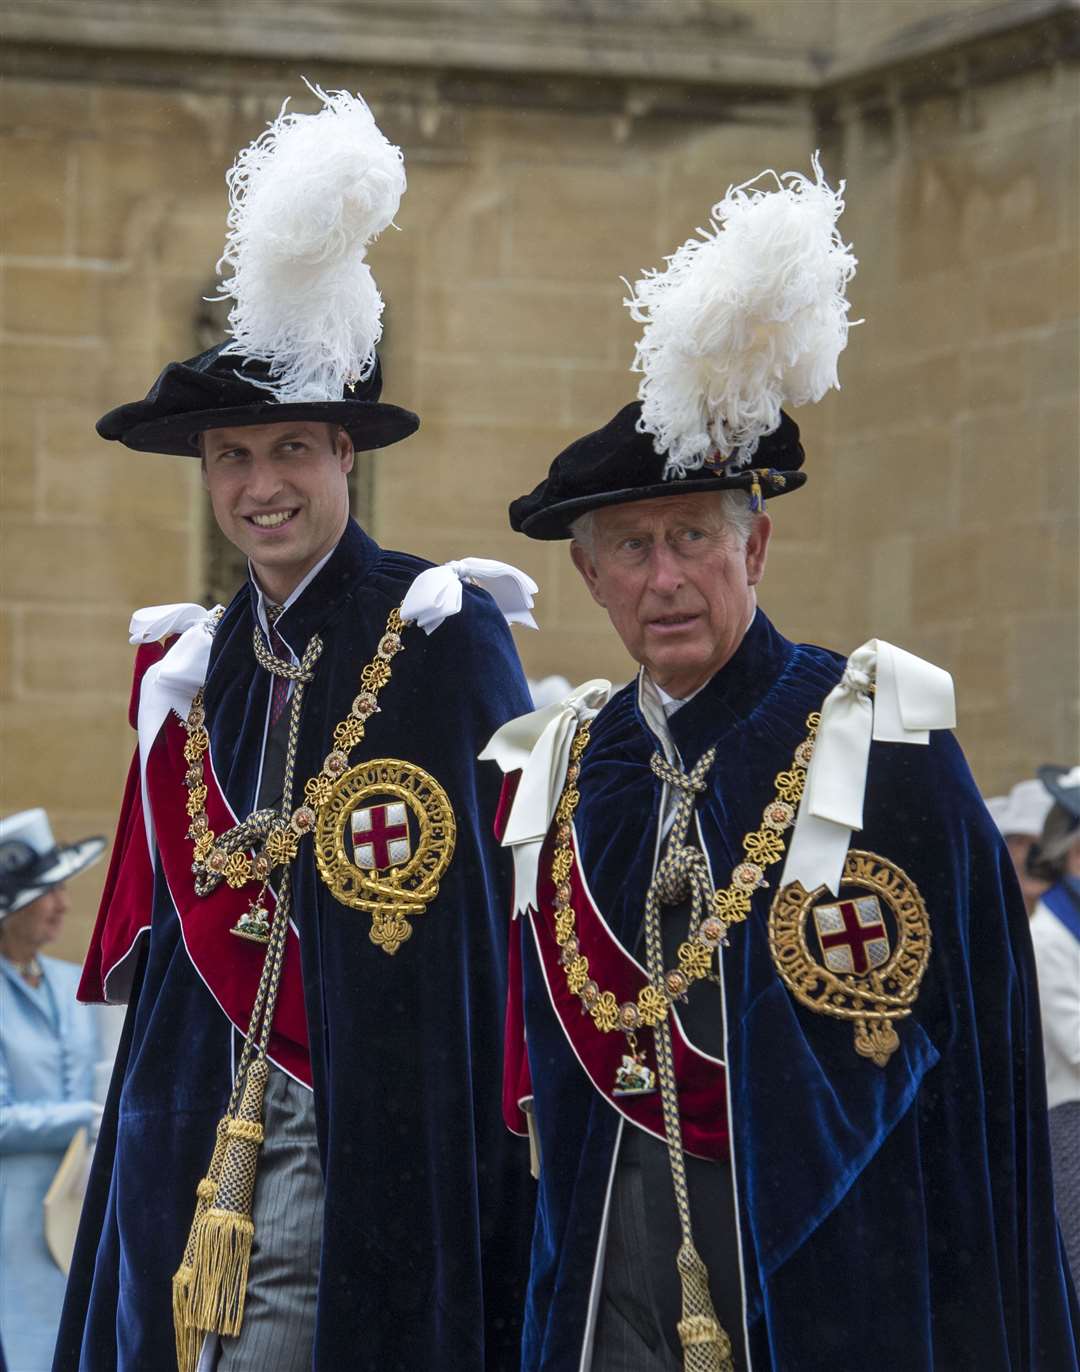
[613,1047,656,1097]
[230,898,272,944]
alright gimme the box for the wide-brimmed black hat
[509,401,805,540]
[0,809,106,919]
[97,342,419,458]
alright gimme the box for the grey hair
[569,490,756,551]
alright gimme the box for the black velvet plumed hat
[511,155,856,540]
[96,342,419,458]
[509,401,805,540]
[100,85,422,458]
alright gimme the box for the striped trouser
[1049,1099,1080,1303]
[592,1128,747,1372]
[592,1154,681,1372]
[209,1067,325,1372]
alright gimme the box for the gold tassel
[173,1058,268,1364]
[189,1205,256,1335]
[675,1240,734,1372]
[172,1119,229,1372]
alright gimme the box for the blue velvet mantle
[56,521,535,1372]
[516,610,1080,1371]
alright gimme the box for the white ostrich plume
[216,81,406,403]
[624,153,857,479]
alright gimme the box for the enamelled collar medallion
[768,850,931,1066]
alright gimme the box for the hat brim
[518,469,806,540]
[1037,765,1080,821]
[1,836,107,920]
[104,401,420,458]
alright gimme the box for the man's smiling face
[201,420,354,603]
[570,491,771,698]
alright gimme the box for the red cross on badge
[351,802,411,871]
[812,895,890,975]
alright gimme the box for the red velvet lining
[531,828,728,1160]
[78,749,153,1004]
[493,770,522,843]
[502,912,531,1136]
[80,640,167,1004]
[148,713,312,1085]
[499,770,531,1134]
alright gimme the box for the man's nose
[245,456,284,502]
[647,543,683,594]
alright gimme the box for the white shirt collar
[654,680,705,717]
[646,605,758,718]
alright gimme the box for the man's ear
[745,513,772,587]
[335,426,355,475]
[570,540,607,608]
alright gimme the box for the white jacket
[1030,897,1080,1111]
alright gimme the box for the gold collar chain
[182,608,408,891]
[550,710,820,1036]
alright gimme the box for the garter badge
[768,850,931,1067]
[314,758,456,955]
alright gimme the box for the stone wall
[813,53,1079,790]
[0,3,1076,959]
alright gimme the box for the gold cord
[172,604,411,1369]
[642,751,732,1371]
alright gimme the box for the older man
[485,164,1080,1372]
[56,89,534,1372]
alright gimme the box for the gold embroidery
[768,850,931,1066]
[313,757,456,955]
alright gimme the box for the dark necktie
[266,606,291,729]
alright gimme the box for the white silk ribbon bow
[129,603,224,857]
[479,679,613,915]
[400,558,538,634]
[781,640,956,896]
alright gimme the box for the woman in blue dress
[0,809,105,1372]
